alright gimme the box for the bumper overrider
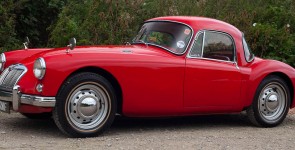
[0,64,55,113]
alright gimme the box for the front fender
[18,52,120,97]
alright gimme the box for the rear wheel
[247,75,290,127]
[53,72,117,137]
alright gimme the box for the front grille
[0,64,27,91]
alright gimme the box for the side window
[203,31,234,61]
[243,37,254,62]
[189,32,204,57]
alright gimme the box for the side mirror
[66,38,76,53]
[23,37,30,50]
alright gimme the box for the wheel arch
[62,66,123,114]
[246,73,291,127]
[266,72,294,107]
[245,70,294,110]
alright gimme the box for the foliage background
[0,0,294,66]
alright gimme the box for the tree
[0,0,19,52]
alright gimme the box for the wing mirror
[23,37,30,50]
[66,38,76,53]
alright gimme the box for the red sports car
[0,16,294,137]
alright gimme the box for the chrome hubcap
[71,90,102,123]
[80,96,98,116]
[266,94,278,111]
[259,82,287,122]
[67,84,109,130]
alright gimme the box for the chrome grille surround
[0,64,27,91]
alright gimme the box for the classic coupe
[0,16,295,137]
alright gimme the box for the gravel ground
[1,109,295,150]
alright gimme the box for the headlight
[0,53,6,71]
[33,57,46,79]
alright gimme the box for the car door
[184,30,242,108]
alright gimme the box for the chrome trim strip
[202,31,206,57]
[0,53,6,71]
[34,57,46,79]
[14,64,28,87]
[0,64,28,87]
[187,57,237,64]
[10,64,28,85]
[0,85,56,111]
[21,94,56,107]
[132,20,194,55]
[0,68,10,84]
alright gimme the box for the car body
[0,16,295,137]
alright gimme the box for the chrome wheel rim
[258,82,287,123]
[67,83,110,130]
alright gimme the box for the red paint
[3,16,295,115]
[4,48,52,69]
[184,59,242,108]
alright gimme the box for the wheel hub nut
[79,97,98,117]
[266,94,279,112]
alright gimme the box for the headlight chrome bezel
[33,57,46,80]
[0,53,6,71]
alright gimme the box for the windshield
[132,21,193,54]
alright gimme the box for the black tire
[21,112,52,120]
[53,72,117,137]
[247,75,290,127]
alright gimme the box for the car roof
[147,16,242,39]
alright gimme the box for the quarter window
[189,32,204,57]
[243,37,254,62]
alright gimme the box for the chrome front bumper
[0,85,56,111]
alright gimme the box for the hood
[4,48,53,67]
[11,44,176,66]
[39,45,172,57]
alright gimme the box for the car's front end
[0,52,55,114]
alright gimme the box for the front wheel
[53,72,117,137]
[247,75,290,127]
